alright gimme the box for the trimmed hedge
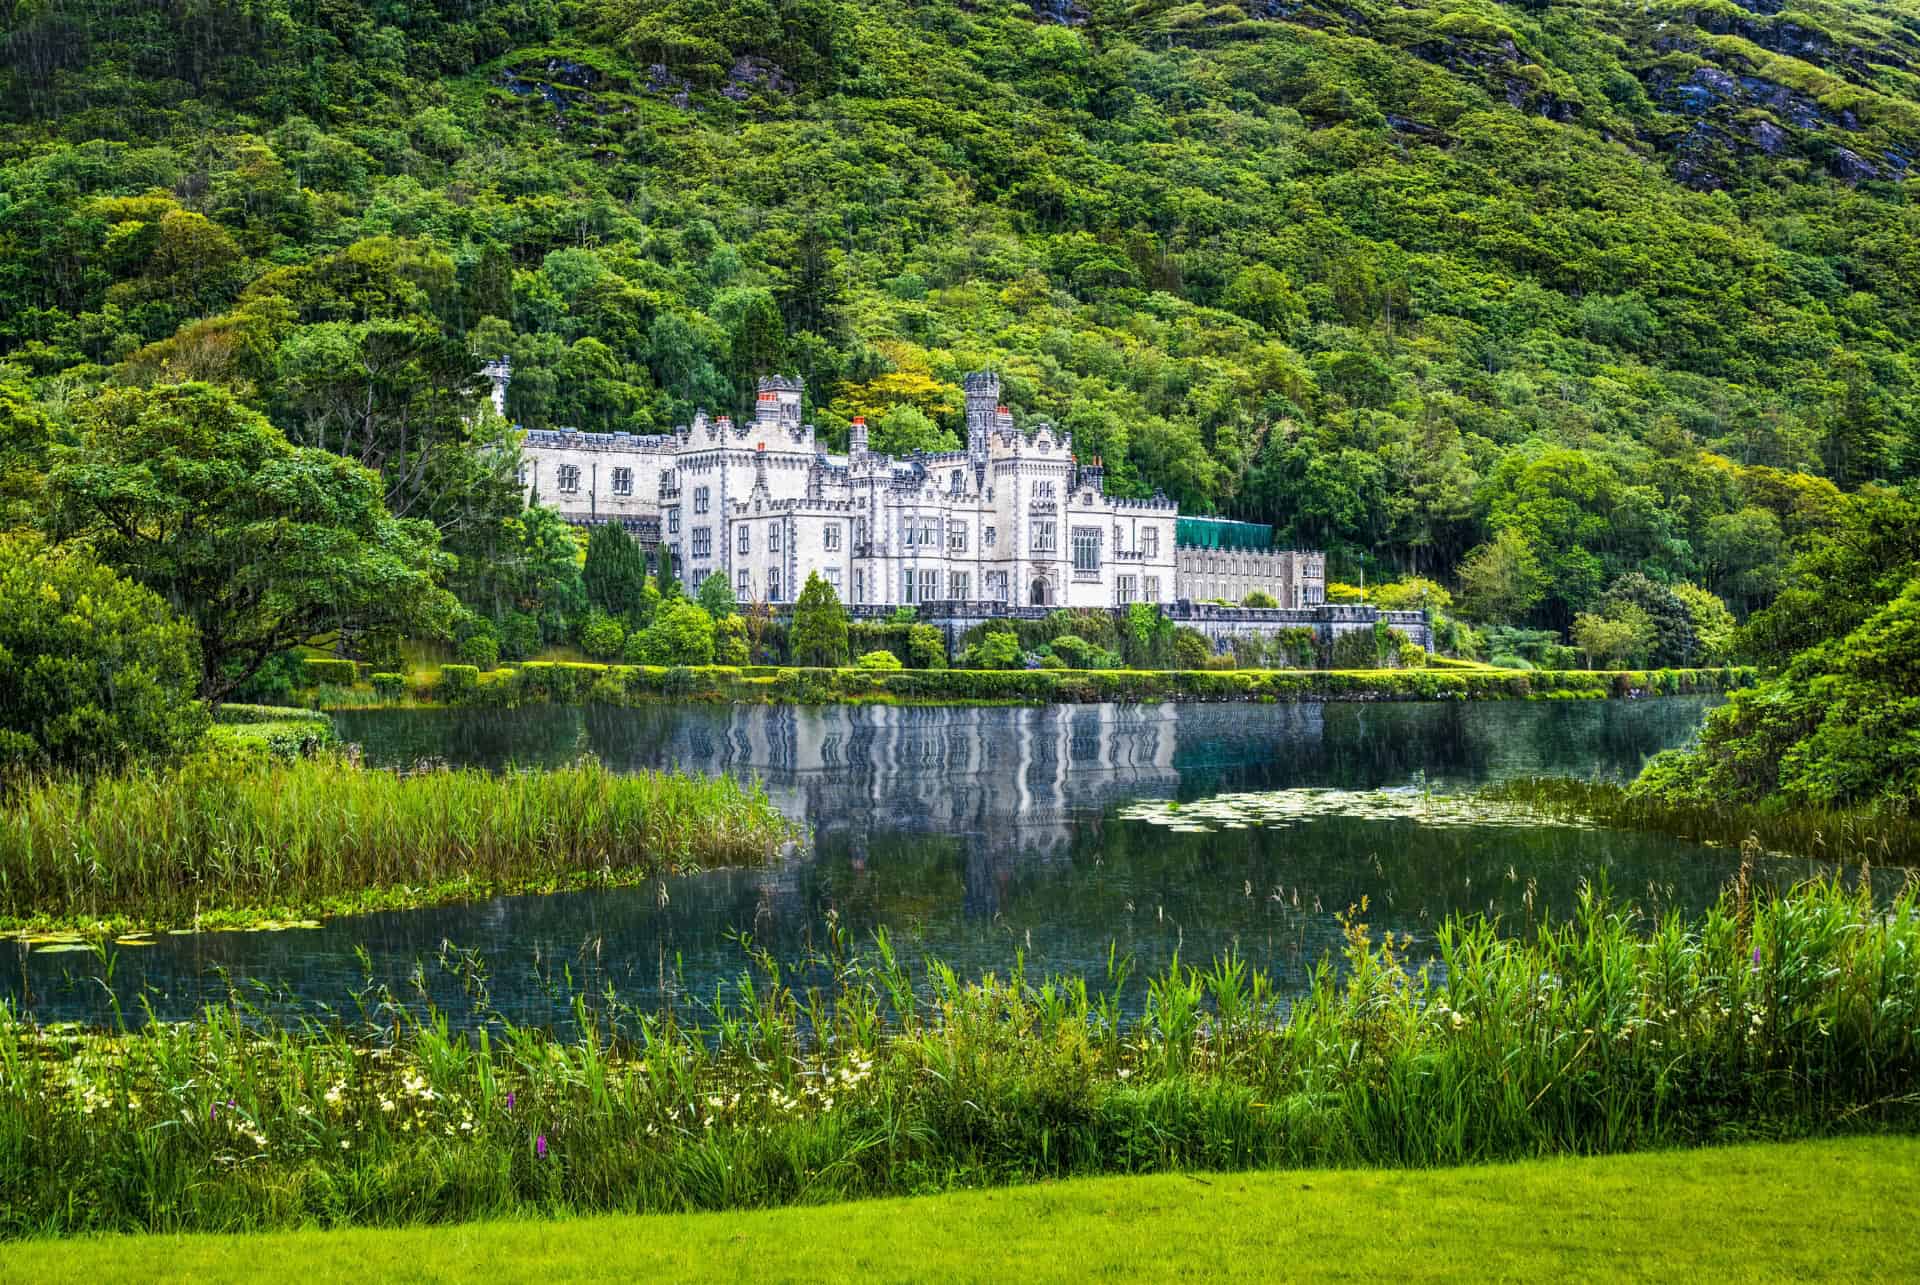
[211,703,330,726]
[302,657,359,686]
[421,662,1757,709]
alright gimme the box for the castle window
[824,523,841,551]
[1145,576,1161,603]
[949,571,970,600]
[692,528,711,558]
[1117,576,1137,605]
[1036,480,1054,499]
[1072,526,1101,572]
[951,470,962,493]
[659,470,675,497]
[612,467,633,496]
[1143,526,1159,559]
[918,569,940,602]
[768,521,781,553]
[768,567,781,601]
[738,569,751,598]
[1113,523,1124,552]
[825,568,842,596]
[854,569,866,603]
[1031,520,1056,553]
[668,508,680,534]
[902,569,917,603]
[516,463,529,487]
[738,526,750,555]
[557,465,581,494]
[984,526,996,549]
[694,486,710,514]
[919,518,938,546]
[987,570,1008,602]
[948,522,968,553]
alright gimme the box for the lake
[16,697,1825,1030]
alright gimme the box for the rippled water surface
[20,697,1826,1028]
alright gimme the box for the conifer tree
[788,571,849,667]
[583,522,646,616]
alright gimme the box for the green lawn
[7,1137,1916,1282]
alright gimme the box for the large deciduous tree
[48,383,458,702]
[788,571,849,667]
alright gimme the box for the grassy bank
[7,1137,1915,1280]
[317,660,1754,711]
[0,755,793,935]
[2,878,1913,1238]
[1489,777,1920,866]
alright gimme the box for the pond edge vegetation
[1,876,1913,1238]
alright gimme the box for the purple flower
[210,1104,218,1122]
[535,1133,548,1159]
[505,1091,515,1111]
[1752,946,1762,966]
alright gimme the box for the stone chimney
[482,357,511,419]
[848,415,868,457]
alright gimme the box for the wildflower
[536,1133,548,1159]
[505,1091,515,1111]
[1752,945,1762,966]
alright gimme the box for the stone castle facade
[514,370,1330,613]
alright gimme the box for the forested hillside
[3,0,1918,631]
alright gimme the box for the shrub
[499,611,542,661]
[302,657,359,686]
[1170,629,1210,669]
[1033,653,1066,669]
[1242,590,1278,608]
[457,630,500,668]
[855,650,903,671]
[714,613,750,665]
[438,664,479,700]
[907,623,947,669]
[962,628,1023,670]
[370,672,406,700]
[579,611,627,661]
[633,600,715,666]
[696,571,737,619]
[1328,630,1378,669]
[1397,643,1428,669]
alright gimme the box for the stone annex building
[509,367,1432,651]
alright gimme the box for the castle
[512,370,1331,614]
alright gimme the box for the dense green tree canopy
[46,383,459,701]
[1,0,1918,637]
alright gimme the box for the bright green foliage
[1242,590,1278,608]
[906,623,947,670]
[302,658,359,686]
[0,533,207,775]
[632,598,715,665]
[437,665,479,699]
[4,0,1920,635]
[961,628,1022,670]
[1637,577,1920,811]
[714,613,750,665]
[855,649,903,671]
[584,522,649,618]
[1571,607,1652,670]
[1740,488,1920,671]
[696,571,738,619]
[46,384,457,702]
[578,610,627,661]
[1672,584,1737,664]
[1455,529,1548,625]
[788,572,850,667]
[1371,578,1451,614]
[370,672,406,699]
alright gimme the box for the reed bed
[0,755,793,931]
[1485,777,1920,865]
[2,876,1914,1237]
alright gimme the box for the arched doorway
[1030,577,1050,606]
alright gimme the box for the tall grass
[0,755,793,930]
[1486,776,1920,864]
[1,876,1914,1237]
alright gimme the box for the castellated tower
[755,374,804,428]
[963,370,999,464]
